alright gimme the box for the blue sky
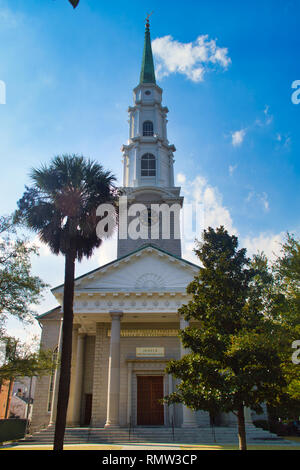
[0,0,299,341]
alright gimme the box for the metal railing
[171,416,175,441]
[128,416,134,441]
[210,417,217,443]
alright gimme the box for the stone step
[22,425,288,446]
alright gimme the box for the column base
[66,421,81,428]
[104,422,120,428]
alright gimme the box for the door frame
[135,373,166,426]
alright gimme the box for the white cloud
[178,173,237,262]
[260,192,270,212]
[243,232,285,262]
[96,234,117,267]
[245,190,270,212]
[229,105,276,149]
[3,314,41,347]
[246,191,254,203]
[29,235,52,257]
[231,128,246,147]
[275,133,291,149]
[229,164,237,176]
[0,5,20,29]
[177,172,286,266]
[152,34,231,82]
[263,104,273,125]
[176,172,186,184]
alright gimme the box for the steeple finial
[145,11,153,29]
[140,13,156,85]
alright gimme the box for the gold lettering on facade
[136,347,165,357]
[107,329,179,337]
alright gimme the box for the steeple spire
[140,14,156,84]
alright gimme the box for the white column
[71,333,85,425]
[156,143,162,186]
[134,146,139,187]
[180,316,198,428]
[169,154,175,187]
[168,374,175,426]
[91,323,106,426]
[49,318,63,425]
[105,311,123,428]
[127,362,132,425]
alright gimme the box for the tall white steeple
[118,19,183,258]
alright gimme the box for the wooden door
[137,376,164,425]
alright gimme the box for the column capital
[109,310,123,320]
[179,315,189,329]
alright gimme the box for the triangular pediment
[52,245,199,296]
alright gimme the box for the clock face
[140,208,159,226]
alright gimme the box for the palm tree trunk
[53,247,76,451]
[237,405,247,450]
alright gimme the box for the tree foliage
[68,0,80,8]
[0,215,46,322]
[0,216,50,396]
[0,336,54,380]
[165,226,289,450]
[267,234,300,420]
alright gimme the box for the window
[143,121,154,136]
[141,153,156,177]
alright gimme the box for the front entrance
[137,376,164,425]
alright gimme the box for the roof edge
[51,243,200,293]
[36,306,62,320]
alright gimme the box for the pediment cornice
[52,245,198,294]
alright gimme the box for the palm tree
[16,155,118,450]
[68,0,80,7]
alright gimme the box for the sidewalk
[1,441,300,450]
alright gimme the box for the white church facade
[31,21,243,433]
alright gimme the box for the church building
[31,21,239,433]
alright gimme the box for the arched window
[141,153,156,177]
[143,121,154,136]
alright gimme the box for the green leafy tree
[0,336,54,380]
[16,155,117,451]
[0,336,54,423]
[273,234,300,331]
[0,215,50,418]
[267,234,300,422]
[165,226,287,450]
[0,215,46,323]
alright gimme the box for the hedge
[0,419,27,443]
